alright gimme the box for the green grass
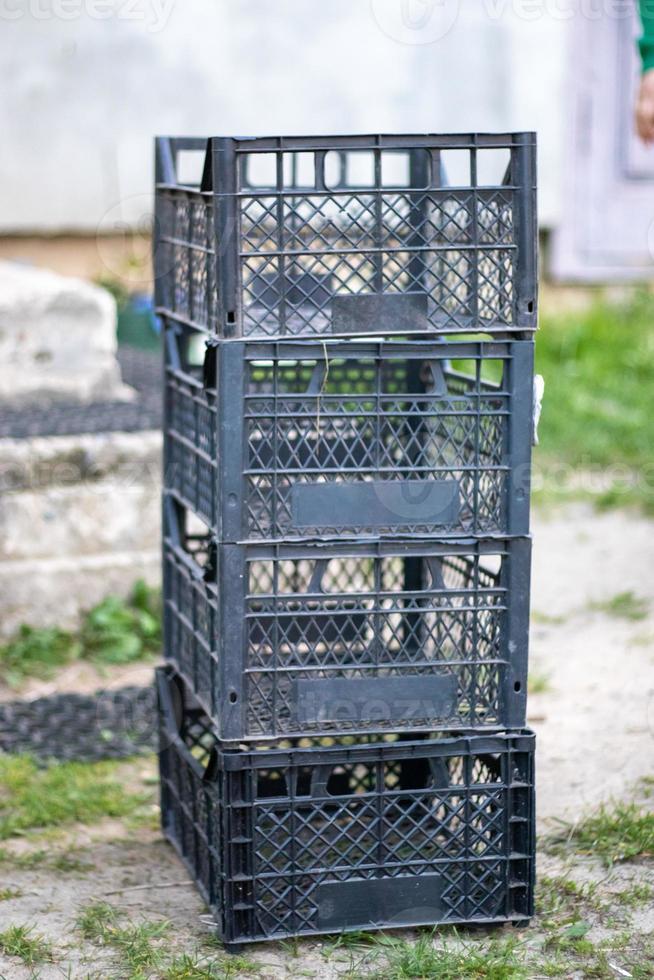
[76,902,168,977]
[589,590,649,621]
[0,845,50,868]
[369,931,528,979]
[540,931,654,980]
[629,629,654,647]
[161,950,260,979]
[0,624,80,687]
[162,954,225,980]
[546,800,654,866]
[614,882,653,906]
[50,850,96,873]
[534,291,654,512]
[531,610,567,626]
[528,670,551,695]
[76,903,259,980]
[0,755,148,839]
[537,874,600,923]
[0,886,21,901]
[0,579,161,686]
[0,844,95,873]
[162,954,224,979]
[544,922,594,957]
[76,901,121,941]
[80,579,161,666]
[110,920,169,976]
[0,923,52,965]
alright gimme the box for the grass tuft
[537,874,600,923]
[76,901,121,941]
[531,610,567,626]
[528,671,552,695]
[0,845,49,868]
[0,923,53,965]
[163,951,261,978]
[0,844,96,873]
[162,953,223,979]
[614,882,653,906]
[0,886,21,901]
[0,625,79,687]
[589,590,649,621]
[0,754,148,839]
[76,902,169,977]
[50,850,96,873]
[547,801,654,866]
[80,579,162,667]
[370,930,528,979]
[112,920,168,975]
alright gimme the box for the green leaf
[563,922,591,940]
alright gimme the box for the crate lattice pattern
[164,332,522,540]
[163,516,527,737]
[158,671,534,944]
[155,135,537,339]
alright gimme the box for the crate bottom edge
[160,824,534,947]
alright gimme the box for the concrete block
[0,551,161,638]
[0,429,163,634]
[0,261,133,404]
[0,482,160,562]
[0,431,162,494]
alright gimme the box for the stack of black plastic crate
[154,133,538,950]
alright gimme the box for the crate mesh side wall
[157,191,218,331]
[238,178,516,337]
[163,331,524,541]
[162,508,524,736]
[159,706,222,910]
[164,343,218,528]
[163,542,220,719]
[242,545,508,736]
[155,135,537,339]
[158,676,534,943]
[242,346,509,538]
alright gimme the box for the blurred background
[0,6,653,974]
[0,1,651,729]
[1,0,652,283]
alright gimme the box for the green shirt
[640,0,654,72]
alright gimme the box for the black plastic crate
[154,133,537,340]
[157,667,535,948]
[163,324,534,541]
[163,497,530,741]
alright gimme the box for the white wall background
[0,0,573,233]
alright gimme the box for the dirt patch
[0,824,652,978]
[528,504,654,823]
[0,659,155,705]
